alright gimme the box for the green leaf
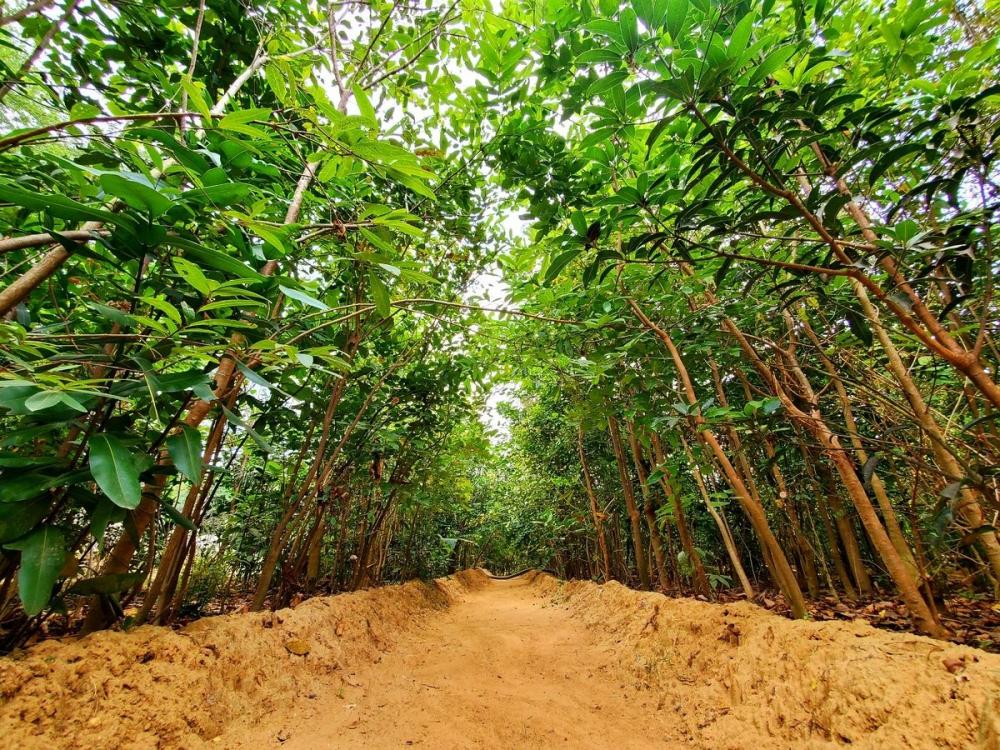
[727,12,754,56]
[619,8,640,51]
[0,183,118,224]
[394,171,436,199]
[666,0,689,40]
[352,84,377,127]
[236,361,292,398]
[713,256,734,288]
[241,219,291,255]
[67,572,144,596]
[4,527,67,616]
[634,0,667,28]
[279,284,330,311]
[166,425,203,484]
[89,434,142,509]
[845,308,873,347]
[646,468,667,485]
[869,143,924,187]
[172,239,264,280]
[99,174,173,217]
[180,75,212,119]
[749,45,797,85]
[0,497,49,544]
[893,219,921,245]
[369,272,391,317]
[220,406,273,453]
[0,469,90,503]
[180,183,252,207]
[218,108,272,137]
[160,500,197,531]
[544,248,581,283]
[265,63,289,103]
[23,390,63,412]
[173,257,217,297]
[89,498,124,551]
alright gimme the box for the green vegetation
[0,0,998,646]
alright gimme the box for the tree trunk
[650,434,711,596]
[795,311,919,581]
[626,297,808,618]
[578,425,611,582]
[607,416,650,590]
[722,318,946,636]
[624,421,670,590]
[679,433,754,597]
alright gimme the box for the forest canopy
[0,0,998,648]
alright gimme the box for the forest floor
[2,571,1000,749]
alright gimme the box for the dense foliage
[0,0,997,646]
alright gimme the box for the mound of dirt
[0,571,489,750]
[529,574,1000,749]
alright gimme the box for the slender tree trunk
[850,285,1000,588]
[723,318,945,636]
[607,416,650,590]
[624,421,670,590]
[626,297,808,618]
[83,155,319,631]
[650,434,711,596]
[679,433,754,597]
[713,361,819,596]
[136,403,231,625]
[798,436,859,598]
[578,425,611,582]
[796,311,920,579]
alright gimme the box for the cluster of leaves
[464,0,1000,600]
[0,0,508,631]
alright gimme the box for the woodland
[0,0,998,657]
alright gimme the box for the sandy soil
[223,576,674,749]
[3,571,1000,749]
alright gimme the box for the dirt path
[3,571,1000,749]
[224,577,672,749]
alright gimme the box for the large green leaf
[0,498,49,543]
[170,238,264,280]
[748,44,797,85]
[166,425,203,484]
[369,272,391,317]
[180,183,252,207]
[67,572,145,596]
[99,174,173,217]
[544,248,582,283]
[666,0,688,40]
[619,8,640,51]
[4,527,67,616]
[0,183,118,224]
[89,434,142,509]
[279,284,330,311]
[0,469,90,503]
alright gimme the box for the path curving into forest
[3,571,999,749]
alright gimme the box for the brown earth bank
[1,570,999,750]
